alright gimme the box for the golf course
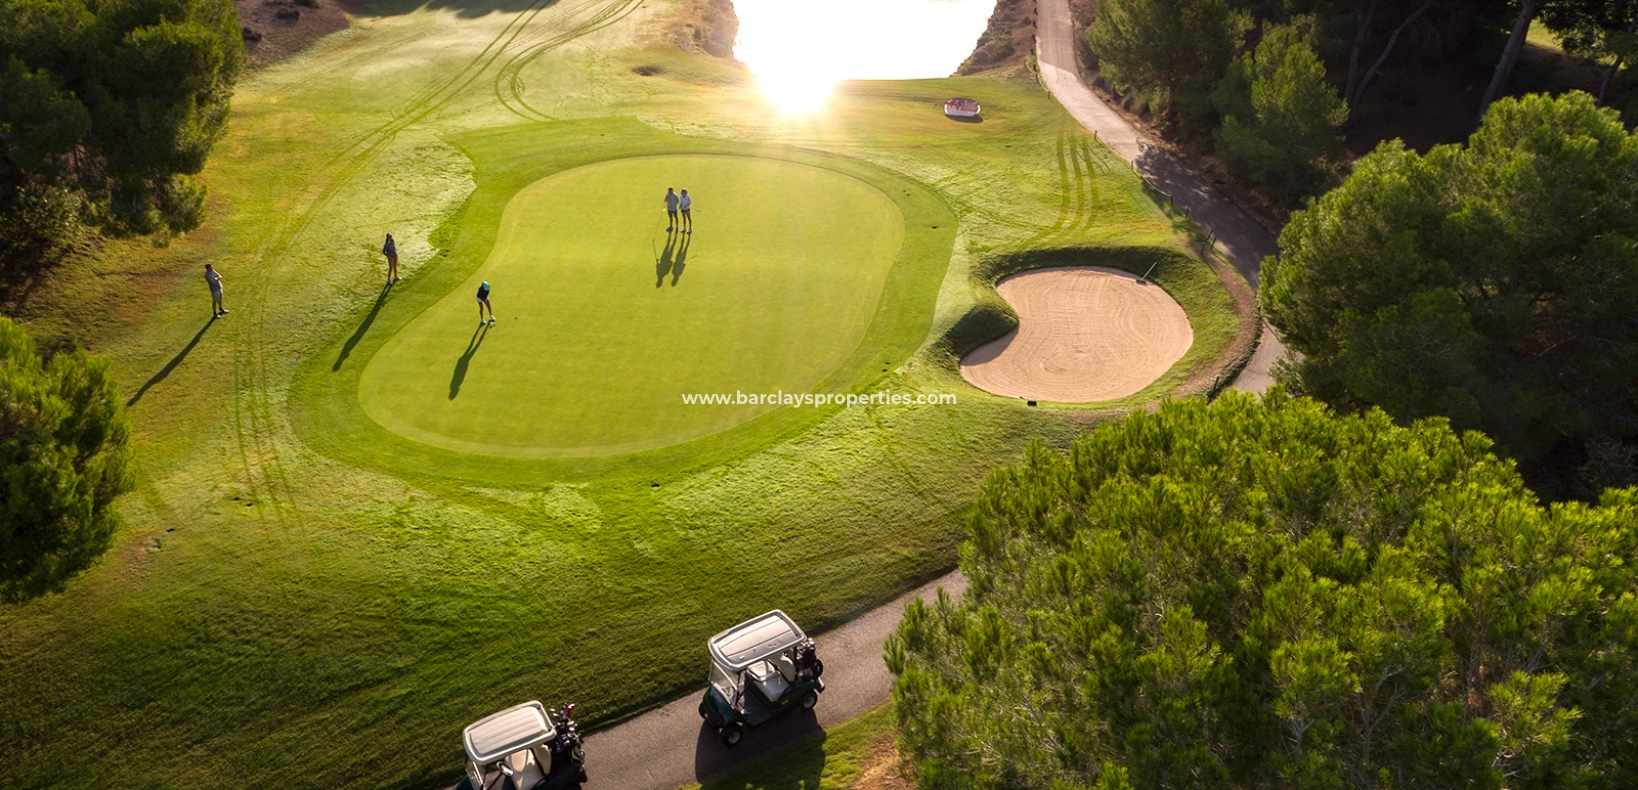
[0,0,1255,787]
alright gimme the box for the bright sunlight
[733,0,998,113]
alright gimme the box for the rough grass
[0,0,1247,787]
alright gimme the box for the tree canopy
[0,317,133,601]
[1213,23,1348,203]
[1088,0,1249,135]
[0,0,244,261]
[1262,92,1638,495]
[888,393,1638,790]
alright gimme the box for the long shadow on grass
[366,0,560,20]
[333,282,393,371]
[449,324,489,399]
[656,231,677,287]
[693,710,825,789]
[127,320,213,406]
[672,233,690,286]
[655,232,691,287]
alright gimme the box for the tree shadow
[449,324,488,400]
[364,0,561,21]
[693,709,826,789]
[1128,145,1278,288]
[333,282,393,371]
[671,233,690,286]
[126,320,214,406]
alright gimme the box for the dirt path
[1034,0,1282,393]
[578,572,967,789]
[960,267,1193,402]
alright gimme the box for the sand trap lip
[960,266,1193,403]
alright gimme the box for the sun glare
[733,0,996,114]
[756,71,841,114]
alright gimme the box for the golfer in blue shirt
[477,281,494,325]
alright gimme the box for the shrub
[0,317,134,601]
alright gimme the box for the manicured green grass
[361,154,909,455]
[297,118,960,482]
[0,1,1247,788]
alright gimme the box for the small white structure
[944,97,981,118]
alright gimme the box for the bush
[0,317,134,601]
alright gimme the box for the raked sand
[961,266,1193,402]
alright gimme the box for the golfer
[679,189,693,233]
[383,233,400,283]
[664,187,680,232]
[205,264,228,318]
[476,280,495,325]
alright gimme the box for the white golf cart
[697,610,825,746]
[455,700,587,790]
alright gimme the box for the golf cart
[455,700,587,790]
[698,610,825,746]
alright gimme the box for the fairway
[0,3,1252,784]
[359,155,905,456]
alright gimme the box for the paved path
[1035,0,1283,392]
[489,15,1283,790]
[580,572,968,789]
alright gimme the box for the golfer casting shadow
[656,232,691,287]
[127,319,213,406]
[449,323,488,400]
[333,282,393,371]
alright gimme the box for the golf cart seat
[748,659,792,701]
[501,750,545,790]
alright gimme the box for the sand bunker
[960,266,1193,402]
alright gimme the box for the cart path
[470,12,1276,788]
[579,571,968,789]
[1035,0,1283,392]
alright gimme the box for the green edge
[291,117,957,487]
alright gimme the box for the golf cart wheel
[800,690,819,710]
[721,723,744,747]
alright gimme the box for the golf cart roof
[709,610,806,671]
[462,701,556,765]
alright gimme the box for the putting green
[358,154,905,456]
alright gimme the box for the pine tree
[1213,24,1349,203]
[0,318,134,600]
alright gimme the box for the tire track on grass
[1071,134,1103,234]
[1012,131,1079,250]
[388,0,561,123]
[225,0,624,508]
[492,0,645,121]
